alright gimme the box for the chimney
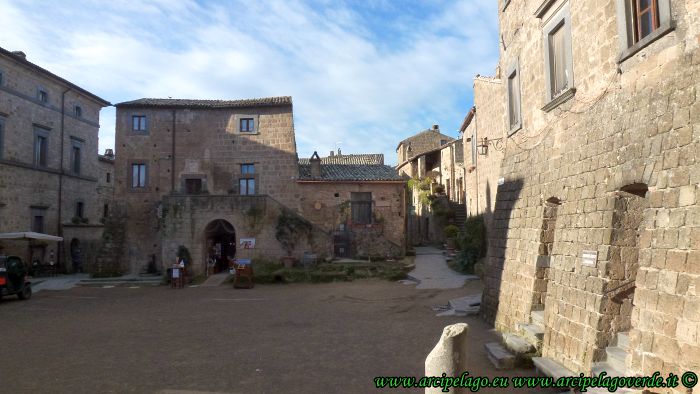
[104,148,114,158]
[310,151,321,178]
[432,124,439,132]
[329,151,334,157]
[12,51,26,60]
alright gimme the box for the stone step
[591,361,626,378]
[484,342,516,370]
[605,346,628,371]
[530,310,545,326]
[519,322,545,347]
[616,331,630,350]
[532,357,574,380]
[503,333,535,355]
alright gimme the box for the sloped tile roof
[298,153,384,165]
[115,96,292,108]
[298,153,403,182]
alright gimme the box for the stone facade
[461,76,506,230]
[114,98,406,275]
[0,47,110,270]
[479,0,700,382]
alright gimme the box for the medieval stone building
[478,0,700,384]
[0,47,110,271]
[113,97,405,275]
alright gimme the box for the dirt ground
[0,279,544,393]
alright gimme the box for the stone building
[479,0,700,384]
[113,97,406,275]
[298,151,406,258]
[396,126,466,244]
[0,47,110,270]
[460,75,506,230]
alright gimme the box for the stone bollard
[425,323,469,394]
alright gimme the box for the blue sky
[0,0,499,165]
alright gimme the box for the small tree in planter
[275,210,313,268]
[443,224,460,252]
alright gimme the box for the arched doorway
[204,219,236,274]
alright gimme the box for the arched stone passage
[203,219,236,274]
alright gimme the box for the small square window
[241,163,255,174]
[616,0,672,61]
[185,178,203,194]
[38,89,48,103]
[31,211,45,233]
[240,118,255,133]
[74,105,82,118]
[132,115,147,132]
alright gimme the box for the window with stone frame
[185,178,203,194]
[506,60,522,134]
[131,163,147,189]
[70,138,83,175]
[75,201,84,219]
[239,163,255,195]
[38,88,48,103]
[74,105,82,118]
[0,116,5,159]
[616,0,672,61]
[240,118,255,133]
[542,3,575,110]
[132,115,147,133]
[350,192,373,225]
[34,127,49,167]
[30,207,46,233]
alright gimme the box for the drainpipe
[171,109,176,193]
[57,87,71,269]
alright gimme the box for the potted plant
[275,210,313,268]
[444,224,460,254]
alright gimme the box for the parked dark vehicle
[0,255,32,301]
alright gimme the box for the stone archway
[203,219,236,274]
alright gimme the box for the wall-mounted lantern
[477,137,489,156]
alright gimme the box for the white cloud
[0,0,498,164]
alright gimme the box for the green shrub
[443,225,460,239]
[454,215,487,274]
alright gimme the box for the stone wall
[482,0,700,379]
[462,76,505,227]
[297,181,406,257]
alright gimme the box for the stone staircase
[485,310,544,370]
[450,202,467,231]
[591,332,631,378]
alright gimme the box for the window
[241,163,255,174]
[0,70,4,86]
[75,201,84,219]
[240,118,255,133]
[0,117,4,159]
[106,172,111,183]
[185,178,203,194]
[239,178,255,195]
[74,105,82,118]
[34,131,48,167]
[70,141,82,174]
[616,0,672,60]
[351,192,372,225]
[103,204,109,218]
[507,61,522,134]
[440,139,447,146]
[30,207,46,233]
[38,88,48,103]
[132,115,147,132]
[32,214,44,233]
[543,3,574,109]
[131,163,147,188]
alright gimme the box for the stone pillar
[425,323,469,394]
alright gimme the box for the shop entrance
[204,219,236,274]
